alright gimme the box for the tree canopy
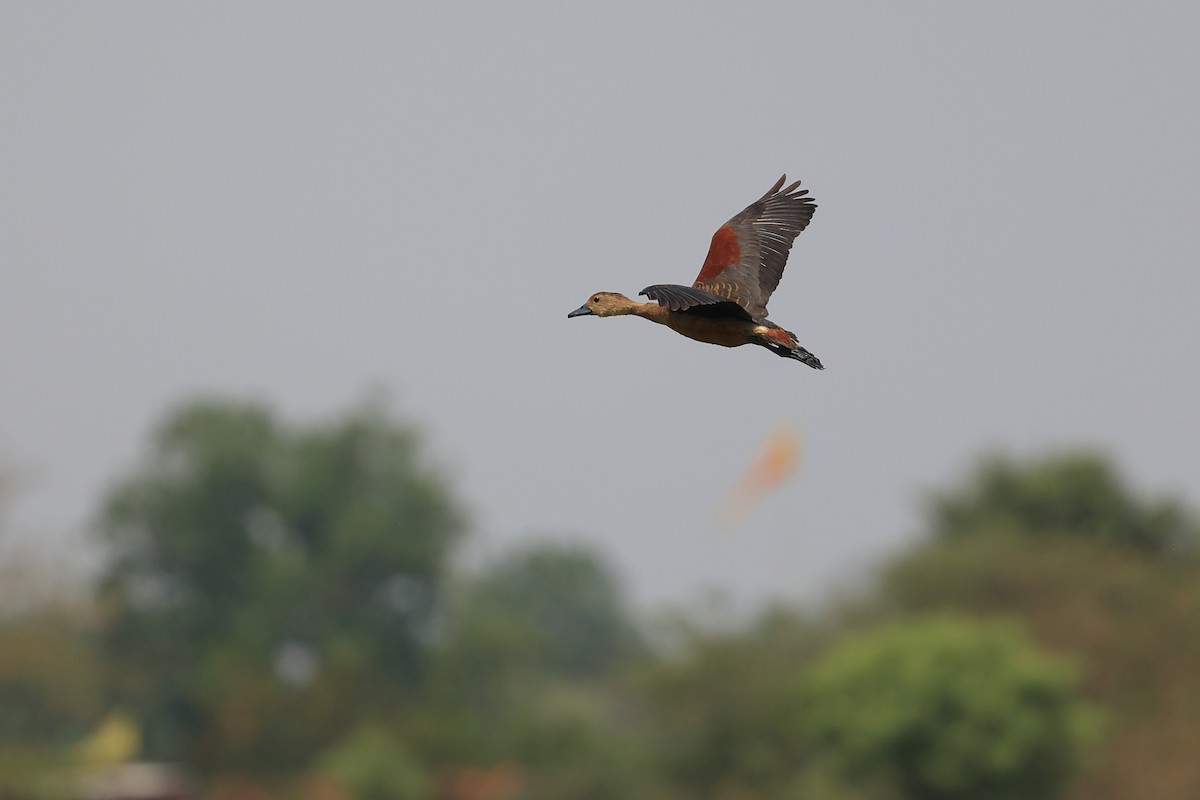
[452,541,639,678]
[93,398,465,770]
[928,452,1198,555]
[6,405,1200,799]
[804,615,1093,800]
[886,450,1200,799]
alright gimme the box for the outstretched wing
[639,284,755,321]
[692,175,816,319]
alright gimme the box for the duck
[568,175,824,369]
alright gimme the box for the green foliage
[894,452,1200,796]
[318,727,430,800]
[640,607,825,799]
[507,686,651,800]
[0,613,104,799]
[0,612,101,748]
[454,541,639,678]
[804,615,1093,800]
[413,541,649,796]
[93,398,465,771]
[10,397,1200,800]
[883,534,1200,799]
[929,452,1198,555]
[0,491,104,795]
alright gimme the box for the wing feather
[639,284,755,321]
[692,175,816,318]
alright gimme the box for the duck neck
[632,302,669,324]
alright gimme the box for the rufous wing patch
[762,327,796,347]
[695,225,741,284]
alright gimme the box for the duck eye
[592,296,600,303]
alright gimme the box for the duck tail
[783,344,824,370]
[758,326,824,370]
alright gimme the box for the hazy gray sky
[3,3,1199,609]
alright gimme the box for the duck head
[567,292,636,318]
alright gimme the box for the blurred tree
[506,688,649,800]
[318,726,430,800]
[0,616,102,747]
[885,451,1200,799]
[0,608,105,797]
[455,541,639,678]
[885,536,1200,800]
[639,606,825,799]
[804,615,1093,800]
[93,397,466,773]
[0,466,105,794]
[928,452,1198,555]
[413,541,649,796]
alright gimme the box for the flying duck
[567,175,823,369]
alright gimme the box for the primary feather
[690,175,816,320]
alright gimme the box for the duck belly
[665,315,756,348]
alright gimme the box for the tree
[638,607,826,799]
[884,533,1200,799]
[93,397,465,773]
[0,465,104,794]
[413,541,649,796]
[318,726,430,800]
[453,541,639,678]
[804,615,1093,800]
[928,452,1198,556]
[884,451,1200,799]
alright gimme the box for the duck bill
[567,304,593,318]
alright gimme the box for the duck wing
[691,175,816,319]
[639,284,755,321]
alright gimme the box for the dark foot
[780,345,823,370]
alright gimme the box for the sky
[3,3,1199,611]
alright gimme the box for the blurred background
[3,3,1199,799]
